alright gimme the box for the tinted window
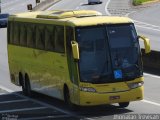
[36,25,45,49]
[19,23,27,46]
[27,24,36,48]
[8,21,14,44]
[13,22,20,45]
[77,26,112,83]
[45,25,55,51]
[8,22,65,53]
[55,26,64,53]
[107,24,137,48]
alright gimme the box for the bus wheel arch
[63,84,77,110]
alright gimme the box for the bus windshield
[76,24,142,84]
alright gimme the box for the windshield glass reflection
[76,24,142,83]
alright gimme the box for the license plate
[109,96,120,100]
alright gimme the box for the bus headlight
[80,87,96,92]
[127,81,144,89]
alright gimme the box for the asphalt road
[1,0,36,14]
[0,0,160,120]
[129,3,160,51]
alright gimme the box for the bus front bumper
[79,86,143,106]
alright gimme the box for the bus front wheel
[64,86,76,110]
[119,102,129,108]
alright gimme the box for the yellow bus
[7,10,150,108]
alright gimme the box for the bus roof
[9,10,133,26]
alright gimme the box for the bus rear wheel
[119,102,129,108]
[25,74,32,97]
[20,74,27,95]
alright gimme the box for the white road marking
[134,20,160,28]
[0,85,14,92]
[0,85,73,116]
[0,99,28,104]
[0,93,7,95]
[105,0,111,16]
[104,0,160,32]
[125,11,136,17]
[136,25,160,31]
[0,107,47,114]
[84,118,96,120]
[14,92,74,116]
[142,100,160,106]
[144,73,160,79]
[19,115,72,120]
[9,8,14,10]
[125,8,160,31]
[76,7,80,10]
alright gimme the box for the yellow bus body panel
[79,77,144,106]
[9,10,133,27]
[80,86,143,106]
[8,45,70,100]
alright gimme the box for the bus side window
[36,24,45,50]
[13,22,20,45]
[20,23,27,46]
[45,25,55,51]
[55,26,64,53]
[27,24,36,48]
[8,21,14,44]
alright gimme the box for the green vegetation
[133,0,155,5]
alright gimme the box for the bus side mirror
[71,41,79,60]
[138,35,151,54]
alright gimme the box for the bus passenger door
[66,27,80,105]
[70,59,80,105]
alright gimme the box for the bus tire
[119,102,129,108]
[19,73,23,86]
[20,74,27,95]
[64,86,76,110]
[25,74,32,97]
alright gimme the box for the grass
[133,0,156,5]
